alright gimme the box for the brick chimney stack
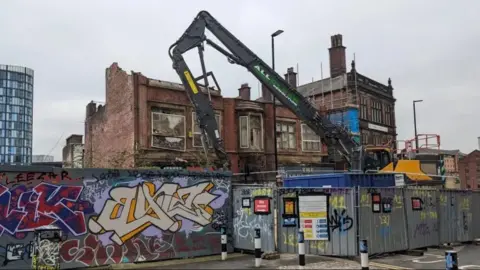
[329,34,347,78]
[239,83,251,100]
[261,84,273,102]
[284,67,297,87]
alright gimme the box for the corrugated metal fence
[269,187,480,256]
[232,184,277,253]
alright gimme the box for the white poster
[298,195,328,240]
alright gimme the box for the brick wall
[84,63,135,168]
[85,63,327,174]
[459,150,480,189]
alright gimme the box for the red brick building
[458,150,480,190]
[84,63,327,174]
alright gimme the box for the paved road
[371,244,480,269]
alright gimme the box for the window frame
[300,123,322,152]
[371,100,382,124]
[360,96,368,120]
[384,104,392,126]
[276,120,297,150]
[192,111,222,148]
[239,115,249,149]
[151,111,187,152]
[239,113,264,150]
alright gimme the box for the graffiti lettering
[439,194,447,206]
[233,209,271,241]
[210,211,227,231]
[379,215,390,226]
[414,223,430,237]
[462,212,470,231]
[0,183,92,238]
[251,188,272,197]
[0,171,76,186]
[420,211,438,220]
[37,240,60,269]
[282,232,327,252]
[240,189,251,196]
[91,170,120,181]
[60,232,220,267]
[330,195,346,209]
[329,209,353,233]
[360,193,371,208]
[2,243,33,266]
[461,198,470,210]
[88,181,219,245]
[393,195,403,209]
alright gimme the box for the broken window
[239,114,263,150]
[239,116,249,148]
[301,124,321,152]
[192,112,221,148]
[151,112,186,151]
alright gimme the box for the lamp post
[413,100,423,153]
[271,29,284,173]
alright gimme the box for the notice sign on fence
[298,194,328,240]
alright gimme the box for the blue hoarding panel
[283,173,396,188]
[326,108,360,135]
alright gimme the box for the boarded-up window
[151,112,186,151]
[301,124,321,152]
[192,112,221,148]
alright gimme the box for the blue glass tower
[0,65,34,165]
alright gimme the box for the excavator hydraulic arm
[169,11,363,171]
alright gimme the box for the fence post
[445,250,458,270]
[221,226,227,261]
[254,228,262,267]
[359,239,369,270]
[298,228,305,266]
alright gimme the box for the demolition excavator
[168,10,429,180]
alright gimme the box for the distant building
[0,65,34,165]
[62,134,84,168]
[416,148,464,189]
[32,155,54,163]
[459,149,480,190]
[294,34,396,151]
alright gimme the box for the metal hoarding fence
[276,187,357,256]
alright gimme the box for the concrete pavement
[110,253,362,269]
[370,244,480,269]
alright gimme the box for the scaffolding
[400,134,441,156]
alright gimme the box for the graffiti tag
[329,209,353,233]
[88,181,219,245]
[0,183,92,238]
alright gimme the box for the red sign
[254,198,270,214]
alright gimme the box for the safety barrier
[273,186,480,257]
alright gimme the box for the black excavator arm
[169,10,363,171]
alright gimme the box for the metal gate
[232,185,276,252]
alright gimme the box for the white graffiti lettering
[37,240,60,268]
[88,181,219,245]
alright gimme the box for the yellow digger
[364,138,434,181]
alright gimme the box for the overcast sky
[1,0,479,161]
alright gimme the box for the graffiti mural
[0,183,93,238]
[88,181,219,245]
[0,167,231,269]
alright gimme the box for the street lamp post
[413,100,423,153]
[271,29,284,173]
